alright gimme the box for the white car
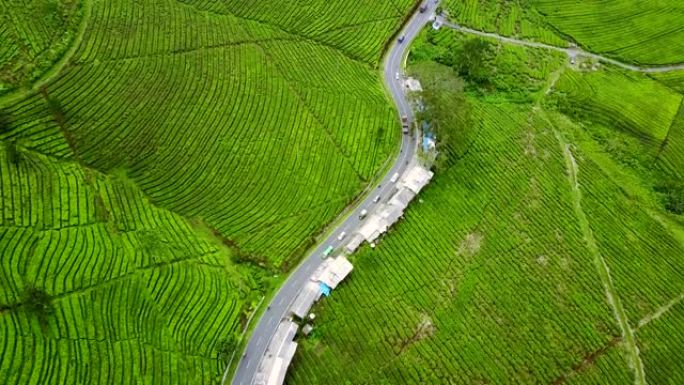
[373,195,381,203]
[337,231,347,241]
[390,172,400,183]
[395,72,400,80]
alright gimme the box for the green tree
[217,334,238,362]
[5,142,21,164]
[0,111,10,135]
[656,181,684,215]
[455,38,495,88]
[412,62,472,171]
[22,286,54,330]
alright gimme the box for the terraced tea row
[0,0,84,93]
[1,0,415,383]
[2,0,407,268]
[183,0,415,64]
[289,101,620,384]
[444,0,684,66]
[288,29,684,384]
[0,145,256,385]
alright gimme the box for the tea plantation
[445,0,684,65]
[0,0,415,383]
[288,21,684,385]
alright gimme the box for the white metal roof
[317,256,353,289]
[400,165,433,194]
[358,215,389,242]
[290,281,321,319]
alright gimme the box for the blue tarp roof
[319,282,331,297]
[423,137,431,151]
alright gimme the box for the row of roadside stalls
[253,256,354,385]
[251,163,432,385]
[346,163,434,253]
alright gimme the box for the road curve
[229,3,437,385]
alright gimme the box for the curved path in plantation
[228,3,438,385]
[440,18,684,73]
[0,0,93,106]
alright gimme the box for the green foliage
[453,39,496,87]
[0,0,415,384]
[0,111,9,134]
[655,181,684,215]
[21,285,53,329]
[412,28,565,101]
[531,0,684,65]
[637,302,684,384]
[288,100,621,384]
[418,31,496,90]
[0,0,83,92]
[292,21,684,385]
[445,0,684,65]
[0,148,258,384]
[445,0,566,46]
[651,70,684,93]
[217,334,239,362]
[410,61,472,169]
[548,69,682,143]
[4,141,20,164]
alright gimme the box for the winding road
[228,3,437,385]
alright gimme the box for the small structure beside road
[344,233,365,253]
[312,256,354,290]
[404,77,423,92]
[255,256,354,385]
[345,162,433,252]
[290,281,321,319]
[253,320,299,385]
[401,164,433,194]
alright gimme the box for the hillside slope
[0,0,415,383]
[288,24,684,385]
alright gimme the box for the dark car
[398,35,405,43]
[401,114,409,134]
[419,3,428,12]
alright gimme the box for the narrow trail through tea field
[555,132,646,385]
[440,18,684,74]
[0,0,93,107]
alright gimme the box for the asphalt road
[229,3,437,385]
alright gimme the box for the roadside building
[345,233,365,253]
[358,215,389,242]
[254,320,299,385]
[404,77,423,92]
[389,188,415,210]
[290,281,321,319]
[312,256,354,290]
[400,165,434,194]
[378,203,404,225]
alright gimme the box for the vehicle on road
[419,3,428,13]
[322,245,334,258]
[397,35,405,43]
[401,114,409,134]
[337,232,347,241]
[395,72,400,80]
[390,172,400,183]
[373,195,381,203]
[359,209,368,219]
